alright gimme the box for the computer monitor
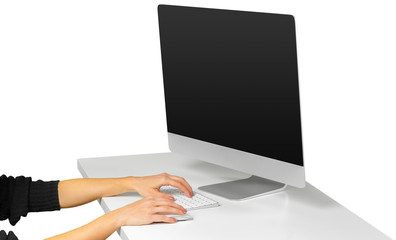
[158,5,306,200]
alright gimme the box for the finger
[154,206,186,215]
[168,175,194,196]
[152,192,175,201]
[151,214,177,223]
[167,179,193,198]
[153,199,187,212]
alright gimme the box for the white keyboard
[160,186,220,211]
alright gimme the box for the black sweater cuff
[0,175,60,226]
[29,180,60,212]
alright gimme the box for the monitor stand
[198,175,286,201]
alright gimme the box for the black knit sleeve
[0,231,18,240]
[0,230,6,240]
[0,175,30,226]
[0,175,60,226]
[29,180,60,212]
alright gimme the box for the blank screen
[158,5,304,166]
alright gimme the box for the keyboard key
[160,186,220,211]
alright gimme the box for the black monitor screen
[158,5,304,166]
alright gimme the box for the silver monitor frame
[161,5,306,200]
[169,132,305,200]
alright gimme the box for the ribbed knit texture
[1,175,60,240]
[0,175,30,225]
[0,175,60,226]
[29,180,60,212]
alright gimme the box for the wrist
[110,205,132,227]
[120,176,138,192]
[104,209,124,230]
[100,177,136,198]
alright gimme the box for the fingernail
[169,196,175,200]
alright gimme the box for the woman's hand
[113,196,187,226]
[131,173,194,199]
[57,173,193,209]
[45,197,187,240]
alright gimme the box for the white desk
[77,153,390,240]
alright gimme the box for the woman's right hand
[45,197,186,240]
[112,197,187,226]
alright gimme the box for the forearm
[44,210,121,240]
[58,173,193,208]
[58,177,135,208]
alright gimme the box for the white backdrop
[0,1,395,239]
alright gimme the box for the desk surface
[78,152,390,240]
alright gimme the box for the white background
[0,0,395,239]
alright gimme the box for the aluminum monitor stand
[198,175,287,201]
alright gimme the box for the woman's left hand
[130,173,194,199]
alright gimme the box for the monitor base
[198,175,286,201]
